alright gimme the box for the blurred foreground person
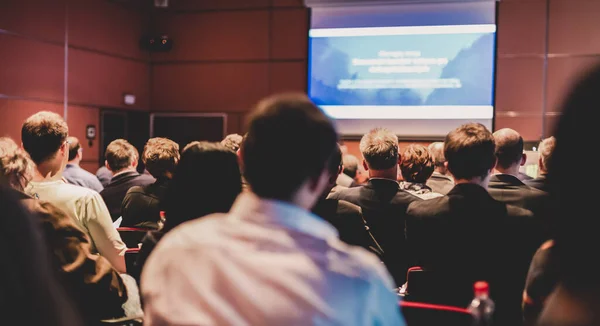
[142,94,404,325]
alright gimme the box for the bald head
[493,128,525,170]
[428,142,445,165]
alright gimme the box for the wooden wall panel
[152,11,270,62]
[67,105,100,164]
[549,0,600,55]
[0,34,64,101]
[226,113,243,136]
[271,8,308,59]
[0,99,63,141]
[152,63,269,112]
[0,0,66,42]
[68,0,147,59]
[497,0,547,55]
[546,56,600,113]
[69,48,149,109]
[272,0,305,7]
[495,57,544,113]
[269,62,306,93]
[168,0,269,11]
[495,116,543,141]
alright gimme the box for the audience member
[426,141,454,194]
[0,184,83,326]
[21,112,127,272]
[329,128,422,286]
[142,94,404,325]
[312,145,375,251]
[525,136,555,193]
[131,141,241,282]
[488,128,549,220]
[399,144,442,200]
[405,123,539,325]
[336,154,360,188]
[0,137,34,191]
[536,65,600,326]
[62,136,104,192]
[100,139,155,220]
[220,133,243,153]
[121,137,179,229]
[522,240,558,326]
[96,165,112,188]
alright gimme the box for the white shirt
[142,193,405,326]
[26,179,127,273]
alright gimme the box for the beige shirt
[26,179,127,273]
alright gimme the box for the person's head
[359,128,400,179]
[400,144,435,184]
[242,93,338,209]
[324,145,343,195]
[493,128,526,175]
[0,137,35,191]
[142,137,180,179]
[21,111,69,175]
[444,123,496,184]
[67,137,82,164]
[221,134,244,153]
[104,139,138,174]
[342,154,360,180]
[428,142,448,174]
[163,141,241,232]
[537,136,556,175]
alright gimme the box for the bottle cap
[474,281,489,295]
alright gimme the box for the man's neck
[454,175,490,189]
[494,165,520,177]
[67,160,79,167]
[112,168,137,177]
[32,162,63,182]
[369,168,398,181]
[434,167,448,175]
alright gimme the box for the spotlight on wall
[154,0,168,8]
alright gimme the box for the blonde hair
[0,137,35,191]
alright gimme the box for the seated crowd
[0,66,598,325]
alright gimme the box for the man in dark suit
[426,142,454,195]
[525,136,555,193]
[121,137,180,229]
[329,128,421,286]
[100,139,155,221]
[406,123,541,325]
[488,129,549,220]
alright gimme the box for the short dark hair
[105,139,138,172]
[400,144,435,184]
[493,128,524,169]
[67,137,81,161]
[242,93,338,200]
[359,128,399,170]
[445,123,496,180]
[142,138,180,178]
[342,154,359,179]
[326,145,343,176]
[163,142,241,232]
[21,111,68,164]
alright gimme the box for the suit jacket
[426,172,454,195]
[488,174,549,222]
[63,164,104,193]
[96,166,113,188]
[329,178,422,286]
[525,174,549,193]
[100,171,155,221]
[120,177,169,229]
[406,183,541,325]
[312,197,374,250]
[518,171,534,181]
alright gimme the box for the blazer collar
[490,173,525,187]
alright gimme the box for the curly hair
[400,144,434,184]
[142,137,180,178]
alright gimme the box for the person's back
[142,94,404,325]
[121,138,179,228]
[100,139,155,220]
[62,137,104,192]
[96,166,112,188]
[425,142,454,195]
[406,123,540,325]
[21,112,126,273]
[330,128,421,286]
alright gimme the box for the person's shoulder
[328,239,395,286]
[155,213,229,249]
[328,185,361,200]
[406,195,448,217]
[506,203,535,218]
[336,199,362,215]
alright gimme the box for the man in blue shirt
[63,137,103,192]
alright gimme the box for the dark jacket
[425,172,454,195]
[312,197,373,250]
[131,230,164,284]
[406,183,541,325]
[121,177,169,229]
[329,178,422,286]
[100,171,155,221]
[524,174,549,193]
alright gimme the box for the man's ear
[132,159,138,168]
[443,161,449,169]
[397,154,402,166]
[105,160,110,171]
[362,160,369,171]
[520,153,527,166]
[538,156,544,172]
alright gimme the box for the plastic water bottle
[468,281,495,326]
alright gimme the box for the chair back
[100,316,143,326]
[117,227,151,248]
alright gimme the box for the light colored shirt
[26,179,127,273]
[63,163,104,192]
[142,192,405,326]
